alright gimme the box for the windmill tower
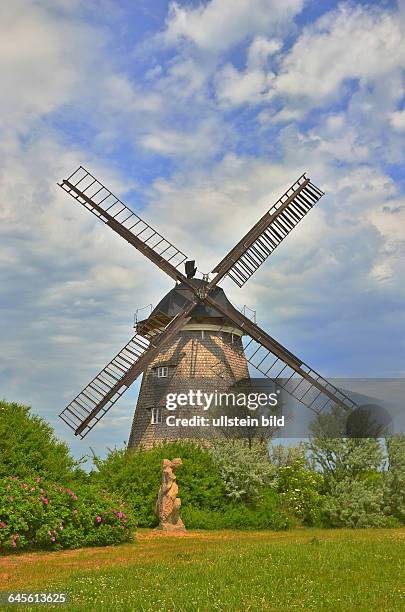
[128,280,250,448]
[57,168,357,444]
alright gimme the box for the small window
[151,407,163,425]
[157,366,169,378]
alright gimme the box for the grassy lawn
[0,528,404,611]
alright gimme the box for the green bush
[207,439,276,504]
[322,477,391,528]
[92,442,227,527]
[384,434,405,524]
[0,400,83,483]
[182,490,290,530]
[0,476,136,552]
[277,460,325,526]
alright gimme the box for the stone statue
[155,458,186,532]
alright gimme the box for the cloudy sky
[1,0,404,461]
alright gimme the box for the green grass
[1,529,405,611]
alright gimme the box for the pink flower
[52,537,55,542]
[121,525,125,529]
[96,516,102,523]
[15,534,19,540]
[41,496,49,505]
[60,526,63,531]
[35,477,41,483]
[73,509,77,514]
[73,495,78,501]
[12,541,16,548]
[47,531,51,536]
[31,487,36,491]
[0,522,6,528]
[117,511,123,519]
[112,509,116,514]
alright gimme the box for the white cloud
[163,0,303,52]
[0,1,103,134]
[390,109,405,131]
[215,35,282,106]
[140,118,226,158]
[215,63,274,106]
[102,74,163,113]
[273,4,405,104]
[247,36,282,69]
[212,3,405,118]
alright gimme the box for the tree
[307,404,384,489]
[307,405,389,527]
[0,399,80,482]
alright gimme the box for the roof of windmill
[136,279,238,336]
[152,279,234,319]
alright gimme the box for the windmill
[57,167,356,445]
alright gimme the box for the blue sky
[0,0,404,461]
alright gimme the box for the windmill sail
[59,305,195,438]
[204,293,356,414]
[59,166,188,283]
[243,336,356,414]
[211,174,324,288]
[59,334,150,439]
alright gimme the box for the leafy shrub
[0,476,135,553]
[182,490,290,530]
[0,400,83,482]
[207,439,276,504]
[92,442,226,527]
[277,460,325,526]
[384,434,405,524]
[322,477,391,528]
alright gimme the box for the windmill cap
[136,280,240,335]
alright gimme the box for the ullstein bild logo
[165,414,285,428]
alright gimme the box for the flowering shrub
[277,460,325,526]
[0,476,136,553]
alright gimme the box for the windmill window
[157,366,169,378]
[151,407,163,425]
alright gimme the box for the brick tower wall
[128,329,249,448]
